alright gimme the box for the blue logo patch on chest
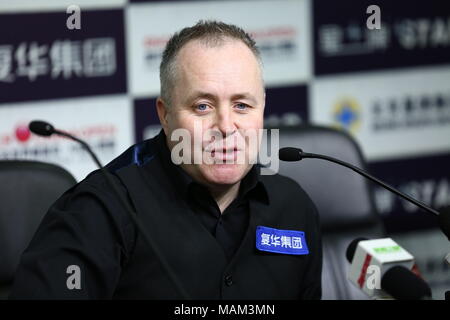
[256,226,309,255]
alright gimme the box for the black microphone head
[346,237,368,263]
[278,147,303,161]
[381,266,432,300]
[438,206,450,241]
[29,120,55,137]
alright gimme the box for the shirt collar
[154,130,269,205]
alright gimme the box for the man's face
[157,39,265,188]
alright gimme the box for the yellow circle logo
[332,98,361,134]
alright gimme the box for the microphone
[381,266,432,300]
[29,120,55,136]
[278,147,306,162]
[278,147,439,216]
[28,120,190,299]
[346,238,432,300]
[346,237,367,264]
[278,147,447,230]
[29,120,103,169]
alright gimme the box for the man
[10,20,322,299]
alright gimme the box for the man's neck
[208,182,241,214]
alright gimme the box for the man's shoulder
[258,171,320,231]
[260,171,304,191]
[105,135,160,176]
[259,171,312,203]
[67,136,158,198]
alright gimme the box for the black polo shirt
[155,131,268,261]
[10,130,322,300]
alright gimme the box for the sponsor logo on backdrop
[0,96,133,181]
[314,0,450,74]
[311,66,450,160]
[318,22,390,58]
[142,35,166,71]
[332,98,362,133]
[127,0,311,96]
[252,26,299,62]
[371,92,450,132]
[329,92,450,134]
[142,26,299,71]
[0,122,117,161]
[0,38,116,83]
[0,9,126,103]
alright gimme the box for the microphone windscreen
[381,266,432,300]
[278,147,303,161]
[438,206,450,241]
[29,120,55,136]
[346,237,368,263]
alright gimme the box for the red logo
[358,254,373,288]
[15,124,31,142]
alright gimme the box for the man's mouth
[207,147,241,161]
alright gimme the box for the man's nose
[215,108,236,137]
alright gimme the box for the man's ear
[156,98,169,135]
[263,91,266,111]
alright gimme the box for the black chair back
[0,160,76,299]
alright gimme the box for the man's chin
[201,163,248,186]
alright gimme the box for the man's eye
[195,104,209,111]
[235,103,249,110]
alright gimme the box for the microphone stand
[300,151,440,216]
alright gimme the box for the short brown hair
[159,20,262,106]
